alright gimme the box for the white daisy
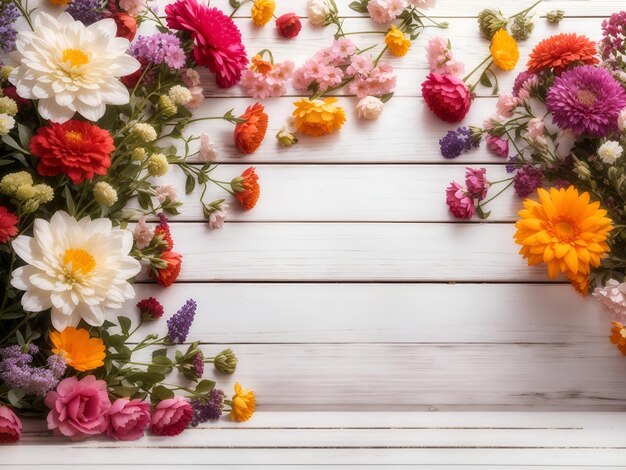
[9,12,140,123]
[11,211,141,331]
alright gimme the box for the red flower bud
[276,13,301,39]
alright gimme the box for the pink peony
[422,73,472,123]
[107,399,151,441]
[0,406,22,443]
[165,0,248,87]
[425,37,464,76]
[151,397,193,437]
[464,167,489,201]
[45,376,111,441]
[445,181,475,219]
[486,134,509,158]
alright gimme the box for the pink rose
[45,376,111,441]
[422,73,472,123]
[0,406,22,443]
[486,134,509,158]
[107,398,151,441]
[151,397,193,437]
[445,181,475,219]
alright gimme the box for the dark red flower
[29,120,115,184]
[0,206,18,244]
[276,13,301,39]
[2,86,31,112]
[136,297,164,321]
[152,250,183,287]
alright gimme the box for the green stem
[509,0,542,19]
[416,11,449,28]
[480,179,514,206]
[14,0,34,30]
[463,55,492,83]
[341,31,387,35]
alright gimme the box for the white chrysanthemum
[10,211,141,330]
[168,85,192,106]
[598,141,623,164]
[9,12,140,123]
[0,114,15,135]
[593,279,626,317]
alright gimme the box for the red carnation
[276,13,301,39]
[0,206,18,244]
[136,297,164,321]
[152,250,183,287]
[30,120,115,184]
[106,12,137,41]
[165,0,248,87]
[421,73,472,123]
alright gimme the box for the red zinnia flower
[152,250,183,287]
[527,33,599,74]
[165,0,248,87]
[421,73,472,123]
[233,167,260,210]
[276,13,302,39]
[136,297,164,321]
[234,103,268,154]
[0,206,18,244]
[30,120,115,184]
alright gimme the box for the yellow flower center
[554,221,575,240]
[64,130,84,144]
[576,89,597,107]
[62,248,96,281]
[62,48,89,68]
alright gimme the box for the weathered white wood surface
[9,0,626,467]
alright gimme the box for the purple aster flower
[439,127,479,159]
[0,2,19,53]
[130,34,187,69]
[546,65,626,137]
[190,389,225,426]
[166,299,197,344]
[514,165,543,198]
[0,346,64,396]
[465,168,490,201]
[66,0,102,25]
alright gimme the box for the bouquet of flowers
[442,11,626,355]
[0,0,260,443]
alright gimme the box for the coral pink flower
[0,206,18,244]
[45,376,111,441]
[276,13,301,38]
[107,399,151,441]
[151,397,193,436]
[0,406,22,443]
[486,134,509,158]
[422,73,472,123]
[445,182,475,219]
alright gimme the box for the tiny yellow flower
[251,0,276,26]
[48,0,70,5]
[292,97,346,137]
[490,29,519,71]
[230,382,256,422]
[385,26,411,57]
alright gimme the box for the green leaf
[17,123,34,151]
[1,134,28,154]
[110,385,139,397]
[152,348,168,359]
[195,379,216,395]
[126,371,166,386]
[151,385,175,403]
[148,355,173,375]
[229,0,241,8]
[379,92,395,103]
[63,186,76,216]
[7,389,25,408]
[137,190,152,210]
[185,174,196,195]
[479,72,492,88]
[476,206,491,219]
[118,316,132,336]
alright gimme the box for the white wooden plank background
[8,0,626,466]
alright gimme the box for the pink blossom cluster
[367,0,407,23]
[445,168,490,219]
[425,37,464,76]
[293,38,397,98]
[241,61,295,99]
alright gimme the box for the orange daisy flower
[527,33,599,74]
[230,382,256,422]
[234,103,268,154]
[610,322,626,355]
[232,167,260,210]
[567,271,590,297]
[50,327,106,372]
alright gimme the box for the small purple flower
[0,346,65,396]
[166,299,197,344]
[505,155,519,174]
[0,2,19,53]
[130,34,187,69]
[512,70,536,98]
[192,352,205,378]
[465,168,489,201]
[552,178,571,190]
[190,389,225,426]
[514,165,543,198]
[66,0,102,25]
[439,127,479,159]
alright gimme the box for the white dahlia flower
[11,211,141,330]
[9,12,140,123]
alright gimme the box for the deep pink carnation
[486,134,509,158]
[151,397,193,437]
[107,398,151,441]
[422,73,472,123]
[45,376,111,441]
[445,181,475,219]
[0,406,21,443]
[546,65,626,137]
[465,168,489,201]
[165,0,248,87]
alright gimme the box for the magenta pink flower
[0,406,21,443]
[445,181,475,219]
[465,168,490,201]
[151,397,193,437]
[486,134,509,158]
[107,398,151,441]
[45,376,111,441]
[422,73,472,123]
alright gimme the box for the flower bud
[275,127,298,146]
[574,159,592,183]
[136,297,164,321]
[213,348,237,374]
[0,65,14,81]
[33,184,54,203]
[15,184,36,201]
[0,96,18,116]
[159,95,178,117]
[147,153,169,177]
[131,147,147,161]
[477,8,508,38]
[93,181,118,207]
[510,14,536,42]
[230,176,244,193]
[21,199,40,215]
[131,123,157,142]
[546,10,565,24]
[168,85,192,106]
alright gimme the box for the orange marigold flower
[490,29,519,71]
[251,0,275,26]
[232,167,260,210]
[292,97,346,137]
[514,186,613,281]
[610,322,626,355]
[527,33,599,74]
[50,327,106,372]
[234,102,268,154]
[568,271,590,297]
[385,26,411,57]
[152,250,183,287]
[230,382,255,422]
[250,54,273,74]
